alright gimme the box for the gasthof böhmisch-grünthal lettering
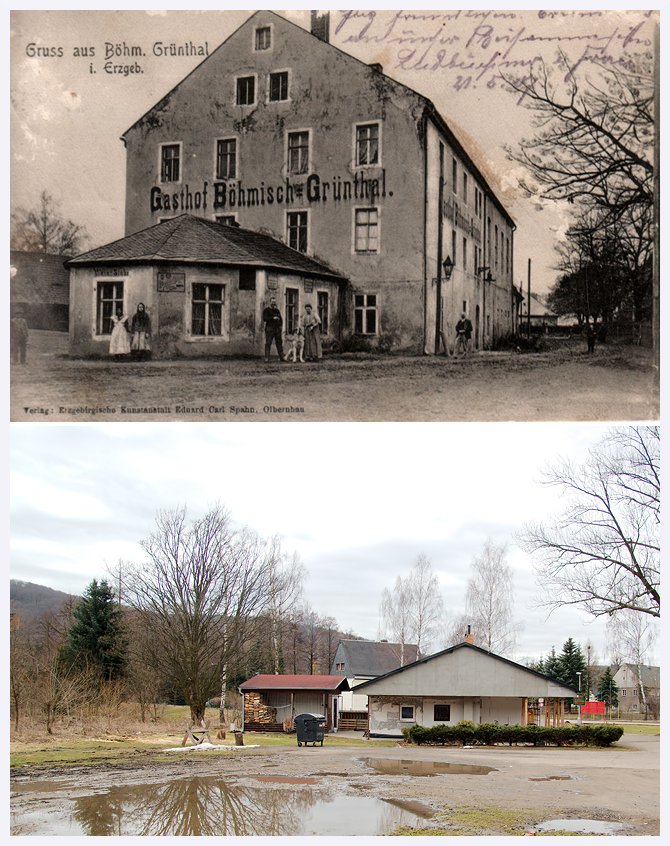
[68,11,517,358]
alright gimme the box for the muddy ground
[10,733,659,836]
[11,331,659,422]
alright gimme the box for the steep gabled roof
[239,674,349,692]
[121,11,514,227]
[355,641,579,696]
[66,215,346,280]
[334,639,420,676]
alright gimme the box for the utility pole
[526,258,531,338]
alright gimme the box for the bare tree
[266,550,306,674]
[123,505,278,724]
[11,190,89,255]
[521,426,660,619]
[464,540,518,656]
[607,608,658,716]
[379,555,444,660]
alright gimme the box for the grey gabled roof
[66,215,346,281]
[355,641,580,695]
[336,640,420,676]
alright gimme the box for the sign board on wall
[303,279,313,293]
[157,271,186,292]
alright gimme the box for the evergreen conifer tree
[61,579,127,682]
[596,667,619,709]
[556,637,587,693]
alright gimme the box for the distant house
[239,674,349,732]
[10,251,70,330]
[613,664,660,718]
[520,291,559,329]
[355,642,577,738]
[330,639,420,712]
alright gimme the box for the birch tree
[464,540,518,656]
[607,608,658,715]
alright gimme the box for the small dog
[284,328,305,362]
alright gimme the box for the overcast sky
[10,422,659,665]
[10,6,658,295]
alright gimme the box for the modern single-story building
[66,215,345,357]
[119,10,516,354]
[239,673,349,732]
[355,642,578,738]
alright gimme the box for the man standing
[262,296,284,362]
[10,309,29,364]
[454,312,473,356]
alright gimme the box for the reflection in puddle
[254,775,320,785]
[536,819,624,835]
[362,758,498,776]
[10,776,433,836]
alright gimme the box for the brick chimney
[464,625,474,644]
[311,11,330,43]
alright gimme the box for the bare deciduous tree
[266,550,306,674]
[607,608,658,716]
[11,190,89,255]
[123,505,279,724]
[379,554,444,660]
[521,426,660,619]
[464,540,518,656]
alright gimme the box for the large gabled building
[103,9,515,357]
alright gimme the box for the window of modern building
[254,26,271,51]
[400,704,415,721]
[354,293,378,335]
[239,268,256,290]
[287,130,310,174]
[286,210,308,252]
[215,214,237,225]
[354,207,379,254]
[452,157,458,194]
[285,286,299,333]
[160,143,180,183]
[215,138,237,180]
[434,703,451,722]
[96,281,124,335]
[236,75,256,106]
[336,662,345,672]
[355,122,380,166]
[192,283,224,336]
[317,290,329,334]
[269,70,289,102]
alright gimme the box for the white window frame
[234,73,257,107]
[399,704,415,722]
[353,292,379,336]
[286,209,310,253]
[214,136,238,181]
[253,23,273,52]
[188,280,229,341]
[158,141,182,184]
[353,120,382,168]
[285,128,312,176]
[95,279,126,337]
[352,205,380,255]
[267,68,291,104]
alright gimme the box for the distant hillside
[10,580,78,625]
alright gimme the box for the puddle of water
[254,775,319,785]
[10,775,432,836]
[529,775,573,782]
[362,757,497,776]
[536,819,625,835]
[386,798,435,819]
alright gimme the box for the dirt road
[10,734,659,835]
[11,332,658,422]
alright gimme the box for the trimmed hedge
[404,721,623,747]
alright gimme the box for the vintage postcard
[10,9,659,421]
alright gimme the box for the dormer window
[255,26,271,51]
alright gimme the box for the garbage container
[295,713,326,747]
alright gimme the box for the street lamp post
[436,256,454,354]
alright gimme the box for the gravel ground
[11,331,659,422]
[10,733,659,835]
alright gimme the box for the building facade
[120,10,516,354]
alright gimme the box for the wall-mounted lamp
[477,265,493,283]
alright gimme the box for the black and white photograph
[10,8,659,421]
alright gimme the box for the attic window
[255,26,271,51]
[336,662,345,672]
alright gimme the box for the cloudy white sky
[10,5,658,295]
[10,422,658,665]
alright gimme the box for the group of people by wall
[109,303,152,361]
[262,298,323,363]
